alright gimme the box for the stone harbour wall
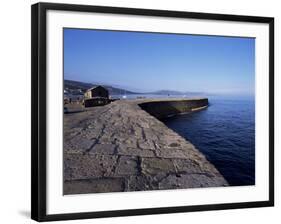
[139,98,208,119]
[63,98,227,195]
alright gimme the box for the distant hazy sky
[64,28,255,95]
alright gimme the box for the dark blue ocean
[162,95,255,186]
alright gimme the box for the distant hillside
[147,90,183,95]
[64,79,139,95]
[64,79,206,96]
[145,90,206,96]
[64,80,93,92]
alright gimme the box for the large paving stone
[158,173,228,189]
[64,135,94,153]
[64,154,118,180]
[137,139,156,150]
[117,147,155,157]
[173,158,205,173]
[155,147,191,159]
[114,156,140,177]
[89,143,116,155]
[64,178,125,195]
[126,175,158,191]
[141,157,176,175]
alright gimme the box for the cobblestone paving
[64,99,228,194]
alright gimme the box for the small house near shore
[84,86,110,107]
[84,85,109,99]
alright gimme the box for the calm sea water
[162,95,255,186]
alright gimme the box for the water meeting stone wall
[138,98,208,119]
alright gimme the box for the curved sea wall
[63,98,228,195]
[138,98,208,119]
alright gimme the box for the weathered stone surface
[89,143,116,155]
[64,135,94,153]
[64,178,125,194]
[141,158,176,175]
[173,158,204,173]
[117,147,155,157]
[114,156,139,177]
[158,173,228,189]
[138,139,155,150]
[155,147,191,159]
[63,99,228,194]
[64,154,118,180]
[126,175,157,191]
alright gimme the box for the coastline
[64,98,228,194]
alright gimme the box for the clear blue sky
[64,28,255,95]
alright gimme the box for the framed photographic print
[31,2,274,222]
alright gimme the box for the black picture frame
[31,2,274,222]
